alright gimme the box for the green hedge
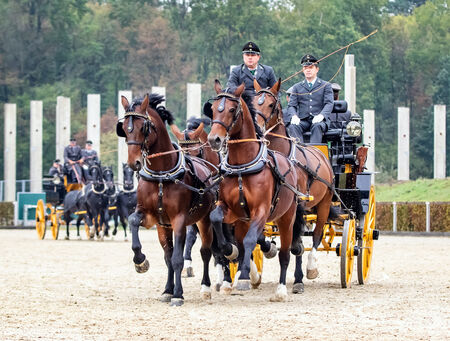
[0,202,14,226]
[376,202,450,232]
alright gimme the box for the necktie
[309,82,313,89]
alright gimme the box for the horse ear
[141,94,149,112]
[191,122,204,139]
[234,83,245,97]
[170,124,184,140]
[214,79,222,94]
[270,78,282,94]
[121,96,130,112]
[254,79,262,92]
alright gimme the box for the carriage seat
[329,100,351,129]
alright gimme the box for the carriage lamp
[52,176,61,185]
[346,121,362,137]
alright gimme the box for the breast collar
[220,142,268,176]
[139,143,186,182]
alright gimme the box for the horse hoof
[250,260,261,289]
[220,281,232,295]
[215,283,221,292]
[185,267,194,278]
[264,242,277,259]
[76,235,81,240]
[158,293,173,302]
[292,282,304,294]
[124,237,128,242]
[135,259,149,273]
[306,268,319,280]
[200,285,211,300]
[169,298,184,307]
[270,284,288,302]
[64,236,70,240]
[251,274,262,289]
[236,279,251,291]
[225,244,239,261]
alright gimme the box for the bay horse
[253,78,335,293]
[205,81,300,302]
[116,93,216,306]
[171,118,234,292]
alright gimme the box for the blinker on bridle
[255,89,280,126]
[209,93,242,133]
[121,111,155,146]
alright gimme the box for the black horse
[102,166,118,238]
[84,163,109,240]
[62,189,92,240]
[111,163,137,241]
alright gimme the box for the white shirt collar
[306,77,317,86]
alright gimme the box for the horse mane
[128,94,175,125]
[186,117,211,130]
[241,92,263,137]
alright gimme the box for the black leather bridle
[210,93,243,134]
[255,89,280,127]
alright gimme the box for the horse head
[102,166,115,194]
[206,80,245,151]
[253,78,282,132]
[117,94,154,171]
[170,118,209,158]
[122,163,134,190]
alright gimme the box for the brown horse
[116,93,216,306]
[253,79,335,292]
[206,81,300,302]
[170,120,234,291]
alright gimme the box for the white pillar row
[363,109,375,184]
[186,83,202,120]
[30,101,43,193]
[345,55,356,114]
[151,86,166,107]
[4,104,16,201]
[56,96,71,162]
[118,90,132,186]
[434,104,446,179]
[397,107,410,181]
[87,94,101,158]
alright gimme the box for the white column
[186,83,202,120]
[345,54,356,114]
[4,104,16,201]
[434,104,446,179]
[151,86,166,107]
[56,96,71,162]
[30,101,43,192]
[118,90,132,185]
[363,109,375,184]
[397,107,410,181]
[87,94,101,158]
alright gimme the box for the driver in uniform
[81,140,99,181]
[64,138,83,184]
[48,159,64,178]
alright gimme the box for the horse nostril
[215,136,221,144]
[135,160,142,171]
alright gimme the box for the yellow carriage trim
[310,143,329,160]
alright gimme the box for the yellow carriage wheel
[357,185,376,284]
[35,199,46,240]
[340,218,356,288]
[50,210,60,240]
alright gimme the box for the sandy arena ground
[0,229,449,340]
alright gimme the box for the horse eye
[269,103,274,108]
[229,107,235,113]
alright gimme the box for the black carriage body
[42,178,66,206]
[303,100,371,220]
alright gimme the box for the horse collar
[220,143,268,176]
[140,143,186,182]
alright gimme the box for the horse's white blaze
[307,247,318,270]
[250,260,260,284]
[215,264,224,285]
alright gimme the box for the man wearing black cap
[48,159,63,178]
[329,82,352,129]
[81,140,99,181]
[287,54,333,143]
[64,138,83,183]
[226,41,277,94]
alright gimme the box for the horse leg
[76,215,83,240]
[270,203,296,302]
[64,211,71,240]
[156,225,174,303]
[169,216,187,307]
[129,211,148,273]
[257,233,277,259]
[292,205,306,293]
[209,205,237,259]
[235,215,265,291]
[196,217,213,301]
[307,197,332,279]
[182,224,198,278]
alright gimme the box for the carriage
[256,99,379,288]
[35,174,85,240]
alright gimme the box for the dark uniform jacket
[286,77,334,124]
[48,165,63,177]
[227,63,276,94]
[64,145,82,164]
[81,149,99,166]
